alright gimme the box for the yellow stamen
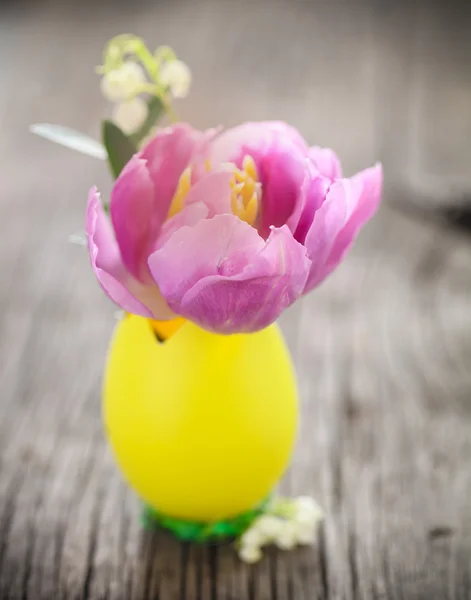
[231,190,240,216]
[242,155,257,181]
[232,182,245,195]
[243,193,258,225]
[167,166,192,218]
[230,155,261,226]
[166,155,261,227]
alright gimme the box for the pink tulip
[86,122,382,333]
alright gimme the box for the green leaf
[30,124,107,160]
[102,120,138,179]
[130,96,165,146]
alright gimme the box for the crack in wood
[209,545,218,600]
[269,551,278,600]
[21,520,36,600]
[0,474,24,585]
[179,543,189,600]
[54,524,65,600]
[81,487,106,600]
[347,529,358,600]
[317,523,329,600]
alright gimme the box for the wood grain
[1,0,471,598]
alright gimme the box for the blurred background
[3,0,471,212]
[2,0,471,597]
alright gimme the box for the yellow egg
[103,314,299,522]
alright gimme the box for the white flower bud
[112,97,148,135]
[252,515,284,542]
[240,527,264,548]
[160,59,192,98]
[293,523,316,546]
[293,497,322,526]
[238,544,262,564]
[101,61,145,103]
[275,521,298,551]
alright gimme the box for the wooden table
[1,1,471,598]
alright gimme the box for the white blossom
[293,522,316,546]
[238,544,262,564]
[112,97,148,135]
[252,515,284,542]
[240,527,264,548]
[101,62,145,103]
[293,496,322,526]
[275,521,298,551]
[235,495,322,562]
[160,59,192,98]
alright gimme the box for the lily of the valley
[237,496,323,563]
[86,121,382,333]
[100,61,146,103]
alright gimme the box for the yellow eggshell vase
[103,314,299,533]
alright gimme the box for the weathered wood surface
[1,0,471,598]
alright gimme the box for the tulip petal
[205,122,308,238]
[183,170,233,217]
[150,214,264,300]
[326,164,382,267]
[309,146,342,180]
[110,125,219,283]
[256,146,306,238]
[87,187,175,320]
[207,121,309,162]
[141,123,216,204]
[110,155,158,283]
[149,214,310,333]
[157,201,209,249]
[288,170,330,244]
[303,163,382,292]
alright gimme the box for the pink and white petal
[200,122,309,237]
[206,121,309,166]
[87,187,152,316]
[129,282,177,321]
[177,225,310,333]
[141,123,212,210]
[87,188,175,320]
[156,201,209,249]
[177,277,283,333]
[148,214,266,304]
[95,271,152,317]
[324,163,382,269]
[309,146,343,180]
[110,155,158,283]
[150,214,310,333]
[183,170,233,217]
[239,224,310,302]
[287,169,331,243]
[303,163,382,292]
[302,178,361,291]
[256,145,306,238]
